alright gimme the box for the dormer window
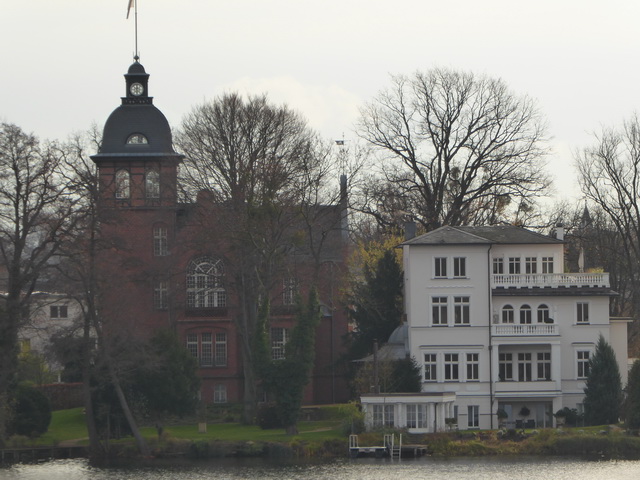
[126,133,148,144]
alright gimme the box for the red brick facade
[92,62,350,407]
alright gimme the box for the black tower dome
[92,61,181,160]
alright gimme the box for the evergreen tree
[583,335,623,425]
[625,360,640,429]
[348,249,403,359]
[255,288,321,434]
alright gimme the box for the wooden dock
[348,434,428,459]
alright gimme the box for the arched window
[537,304,550,323]
[126,133,148,144]
[520,304,532,324]
[186,257,226,308]
[115,169,130,199]
[502,305,514,323]
[146,169,160,198]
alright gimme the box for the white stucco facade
[402,225,628,430]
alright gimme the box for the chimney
[404,221,417,241]
[555,223,564,241]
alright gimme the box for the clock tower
[91,60,182,208]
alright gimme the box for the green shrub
[10,385,51,437]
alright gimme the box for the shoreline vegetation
[3,406,640,462]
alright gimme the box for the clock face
[130,82,144,96]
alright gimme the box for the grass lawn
[150,420,344,443]
[36,407,88,445]
[40,407,346,447]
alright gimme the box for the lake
[2,457,640,480]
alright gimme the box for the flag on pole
[127,0,135,19]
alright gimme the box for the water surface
[2,456,640,479]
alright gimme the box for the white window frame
[153,279,168,309]
[508,257,521,274]
[499,353,513,381]
[577,350,591,379]
[373,404,395,428]
[453,257,466,278]
[49,305,68,319]
[153,225,168,256]
[283,277,298,305]
[466,353,479,381]
[502,305,514,324]
[444,353,459,381]
[115,169,130,199]
[519,304,532,324]
[454,296,470,325]
[542,256,554,274]
[434,257,448,278]
[214,384,227,404]
[424,353,437,382]
[187,257,226,308]
[406,404,426,428]
[537,304,550,323]
[518,352,532,381]
[145,169,160,199]
[186,333,198,359]
[577,302,589,324]
[200,332,213,367]
[492,257,504,274]
[468,405,479,428]
[215,332,227,367]
[537,352,551,381]
[432,296,448,325]
[525,257,537,274]
[271,327,288,360]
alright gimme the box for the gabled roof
[401,225,562,246]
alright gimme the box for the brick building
[91,61,350,405]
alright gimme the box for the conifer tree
[255,288,321,434]
[625,360,640,429]
[583,335,623,425]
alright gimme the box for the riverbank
[4,407,640,463]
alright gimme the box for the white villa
[361,225,629,432]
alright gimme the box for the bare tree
[0,123,78,441]
[54,130,151,456]
[356,68,550,231]
[577,115,640,353]
[176,93,346,422]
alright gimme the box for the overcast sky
[2,1,640,202]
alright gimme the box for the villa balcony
[492,324,558,336]
[492,272,609,289]
[494,380,560,396]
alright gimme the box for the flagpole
[134,0,139,61]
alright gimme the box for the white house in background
[400,225,629,431]
[18,292,84,382]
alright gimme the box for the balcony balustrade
[492,324,558,336]
[494,380,559,395]
[492,272,609,289]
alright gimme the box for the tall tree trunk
[106,360,150,457]
[81,313,102,458]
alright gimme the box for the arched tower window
[126,133,148,144]
[502,305,514,324]
[115,169,130,199]
[146,169,160,198]
[187,257,226,308]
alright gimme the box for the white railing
[492,324,558,336]
[492,272,609,289]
